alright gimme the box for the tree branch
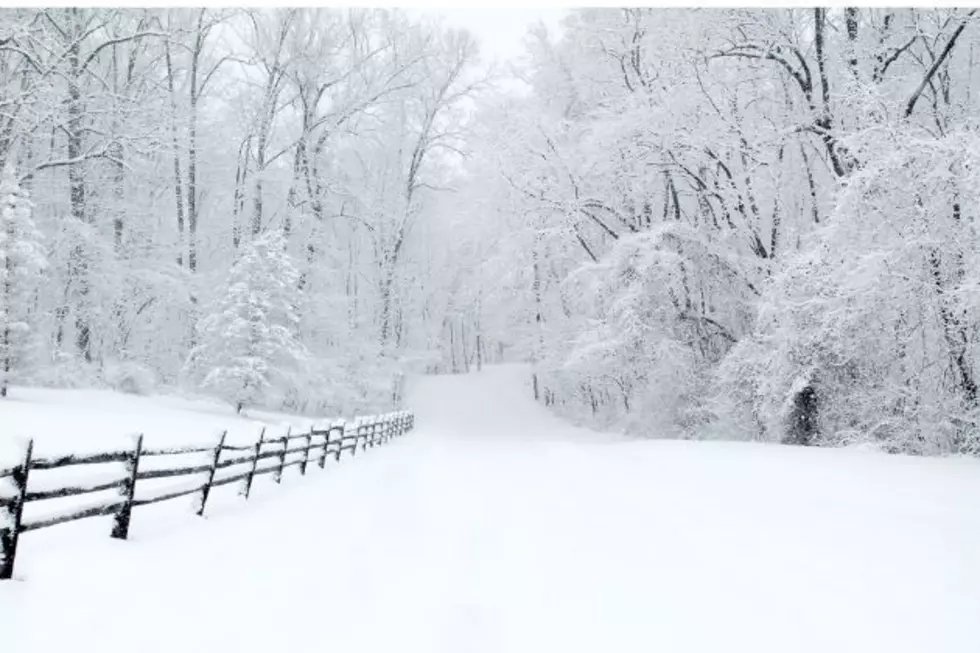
[905,10,976,118]
[82,30,167,72]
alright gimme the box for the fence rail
[0,410,414,580]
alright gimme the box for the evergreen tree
[0,163,47,397]
[184,229,309,412]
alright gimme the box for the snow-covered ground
[3,364,980,652]
[0,386,324,462]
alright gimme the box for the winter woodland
[1,8,979,455]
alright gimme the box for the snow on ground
[0,385,328,463]
[3,364,980,652]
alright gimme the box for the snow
[3,364,980,652]
[0,385,324,462]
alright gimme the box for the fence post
[110,434,144,540]
[0,439,33,581]
[275,427,290,484]
[352,420,361,457]
[300,427,313,476]
[316,428,329,469]
[197,430,227,517]
[335,422,345,462]
[241,427,266,500]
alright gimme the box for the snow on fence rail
[0,410,415,580]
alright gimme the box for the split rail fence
[0,410,414,579]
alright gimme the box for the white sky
[412,8,568,66]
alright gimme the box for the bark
[845,8,860,80]
[1,223,11,397]
[378,241,402,346]
[531,229,545,398]
[799,143,821,224]
[66,9,91,363]
[232,136,251,250]
[187,10,204,272]
[786,384,818,446]
[283,137,304,241]
[164,37,185,267]
[448,319,457,373]
[813,8,850,178]
[476,333,483,372]
[770,145,785,260]
[929,246,977,407]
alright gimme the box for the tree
[0,163,47,397]
[184,229,308,413]
[717,123,980,455]
[370,25,484,348]
[0,7,484,411]
[450,7,980,450]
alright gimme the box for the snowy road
[4,365,980,652]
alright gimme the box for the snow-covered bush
[102,360,157,396]
[32,351,99,389]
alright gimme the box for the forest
[2,8,979,456]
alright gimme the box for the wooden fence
[0,410,414,580]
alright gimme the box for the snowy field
[3,364,980,652]
[0,386,324,463]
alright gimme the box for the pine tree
[0,163,47,397]
[184,229,310,412]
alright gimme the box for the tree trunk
[187,19,202,273]
[232,136,250,250]
[800,143,821,225]
[165,37,186,267]
[475,333,483,372]
[1,231,11,397]
[813,8,850,177]
[845,8,860,80]
[928,234,977,410]
[67,9,91,363]
[786,384,818,445]
[378,230,405,347]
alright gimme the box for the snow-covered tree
[184,229,309,413]
[717,124,980,455]
[0,164,47,397]
[3,6,980,455]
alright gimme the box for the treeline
[0,9,489,412]
[458,8,980,455]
